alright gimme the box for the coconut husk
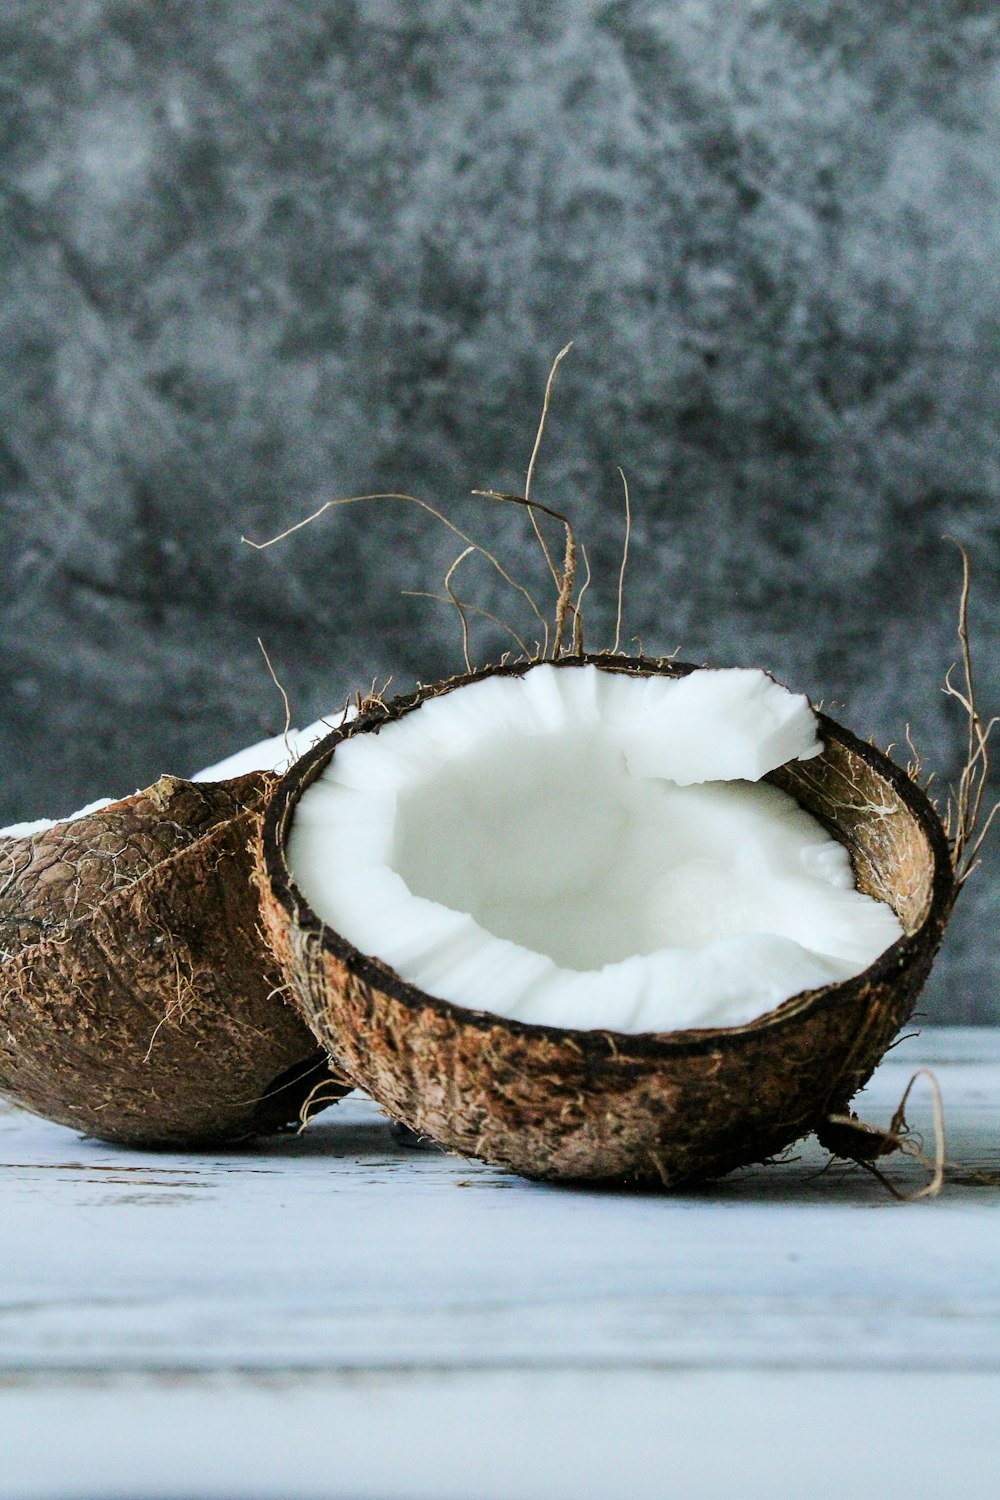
[0,772,348,1147]
[257,654,956,1187]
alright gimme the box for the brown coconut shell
[0,772,349,1147]
[257,655,957,1187]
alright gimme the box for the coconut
[257,654,956,1187]
[0,770,349,1146]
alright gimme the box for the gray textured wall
[1,1,997,1020]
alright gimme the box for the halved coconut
[0,772,348,1146]
[258,655,956,1186]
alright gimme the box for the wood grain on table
[3,1027,999,1500]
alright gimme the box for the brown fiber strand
[243,490,551,660]
[941,542,998,882]
[257,636,293,767]
[470,489,579,658]
[443,547,476,674]
[613,467,632,655]
[403,589,533,661]
[825,1067,946,1200]
[297,1066,355,1131]
[523,341,574,589]
[572,543,592,656]
[243,348,595,669]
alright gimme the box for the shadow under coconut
[227,1108,1000,1200]
[67,1075,999,1198]
[527,1149,1000,1205]
[71,1112,404,1167]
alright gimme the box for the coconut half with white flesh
[259,655,956,1186]
[0,714,351,1146]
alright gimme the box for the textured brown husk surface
[0,773,346,1146]
[259,656,956,1187]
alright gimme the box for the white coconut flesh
[0,797,120,841]
[288,666,905,1033]
[0,715,345,840]
[191,712,351,783]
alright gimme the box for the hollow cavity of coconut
[259,656,955,1187]
[0,773,348,1147]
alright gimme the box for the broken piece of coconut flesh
[288,665,904,1032]
[0,713,343,839]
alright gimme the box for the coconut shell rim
[261,653,956,1062]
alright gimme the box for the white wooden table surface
[2,1027,999,1500]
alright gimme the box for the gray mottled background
[1,0,997,1020]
